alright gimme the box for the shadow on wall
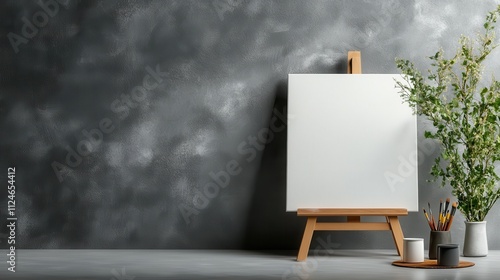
[242,79,300,250]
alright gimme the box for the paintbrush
[445,202,458,231]
[437,199,443,231]
[443,198,451,218]
[443,210,450,231]
[440,198,450,230]
[423,209,433,230]
[428,202,436,231]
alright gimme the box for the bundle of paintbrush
[422,198,458,231]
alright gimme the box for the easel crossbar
[314,222,391,231]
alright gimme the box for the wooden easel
[296,51,408,262]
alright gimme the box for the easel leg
[387,216,404,256]
[297,217,317,261]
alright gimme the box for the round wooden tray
[392,259,475,269]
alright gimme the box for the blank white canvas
[287,74,418,212]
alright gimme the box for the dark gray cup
[437,244,460,266]
[429,231,451,259]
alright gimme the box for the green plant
[395,5,500,222]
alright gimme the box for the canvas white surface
[286,74,418,212]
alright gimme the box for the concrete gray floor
[0,249,499,279]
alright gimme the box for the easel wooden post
[347,50,362,74]
[296,51,408,262]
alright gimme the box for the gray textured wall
[1,0,500,250]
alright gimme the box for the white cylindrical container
[463,221,488,257]
[403,238,424,263]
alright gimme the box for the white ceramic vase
[463,221,488,257]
